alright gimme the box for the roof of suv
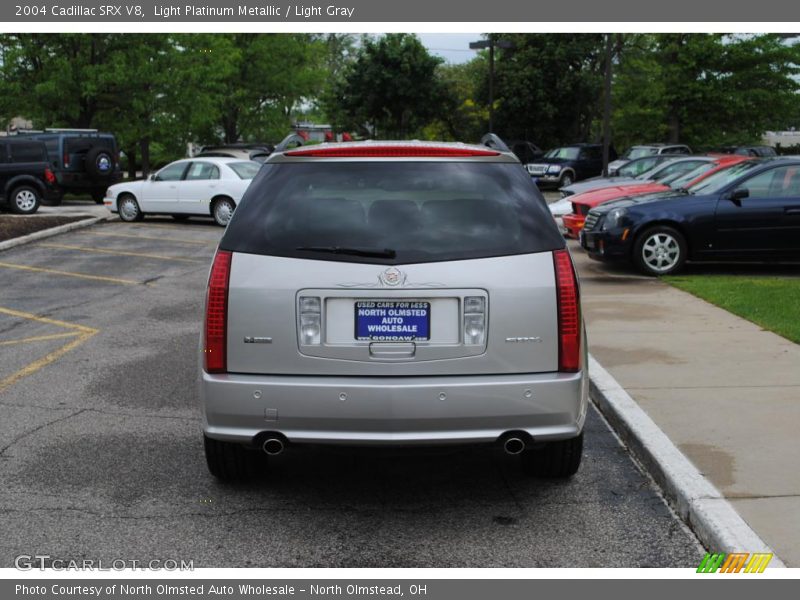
[269,140,519,163]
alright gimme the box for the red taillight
[285,146,500,158]
[553,249,582,372]
[63,152,69,168]
[44,168,56,184]
[204,250,232,373]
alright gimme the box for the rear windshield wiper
[295,246,397,259]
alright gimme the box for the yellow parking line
[0,332,81,347]
[38,243,204,263]
[0,306,97,334]
[0,261,150,286]
[79,230,213,245]
[0,306,99,394]
[0,332,96,394]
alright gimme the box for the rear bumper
[200,370,589,446]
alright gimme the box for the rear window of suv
[221,161,564,265]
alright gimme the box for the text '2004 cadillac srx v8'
[200,138,588,481]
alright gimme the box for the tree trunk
[140,138,150,178]
[127,147,136,179]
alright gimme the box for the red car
[561,155,751,238]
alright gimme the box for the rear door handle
[369,342,416,360]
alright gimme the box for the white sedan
[104,157,260,226]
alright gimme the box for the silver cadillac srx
[200,137,588,481]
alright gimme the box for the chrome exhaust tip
[262,438,285,456]
[503,437,526,455]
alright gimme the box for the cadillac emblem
[379,267,405,287]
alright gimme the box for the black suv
[525,143,618,188]
[0,138,60,214]
[16,129,122,203]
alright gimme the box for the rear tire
[9,185,41,215]
[91,190,106,204]
[521,432,583,478]
[203,435,257,482]
[212,197,235,227]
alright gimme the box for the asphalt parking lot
[0,213,705,567]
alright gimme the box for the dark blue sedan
[579,157,800,275]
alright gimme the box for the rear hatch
[216,147,568,377]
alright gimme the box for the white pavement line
[588,354,786,568]
[0,216,106,254]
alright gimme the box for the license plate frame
[354,300,431,342]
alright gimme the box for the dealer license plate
[355,301,430,341]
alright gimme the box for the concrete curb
[588,354,786,568]
[0,216,104,253]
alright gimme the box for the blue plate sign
[355,301,430,341]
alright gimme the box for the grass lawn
[664,275,800,344]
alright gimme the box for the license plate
[355,301,430,341]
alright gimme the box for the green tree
[194,33,325,144]
[612,34,800,149]
[329,34,446,138]
[422,59,489,142]
[0,34,182,174]
[490,34,607,148]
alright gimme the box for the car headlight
[547,165,562,174]
[602,207,628,230]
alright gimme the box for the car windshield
[687,161,762,194]
[623,147,658,160]
[666,163,716,189]
[220,161,564,265]
[544,147,580,160]
[228,161,261,179]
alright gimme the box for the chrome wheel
[213,199,234,227]
[118,196,140,222]
[15,189,37,212]
[641,232,681,273]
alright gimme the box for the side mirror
[728,187,749,205]
[149,174,156,181]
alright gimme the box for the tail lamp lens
[553,249,582,372]
[204,250,232,373]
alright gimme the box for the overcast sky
[417,33,483,64]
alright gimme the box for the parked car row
[544,151,800,276]
[0,130,279,225]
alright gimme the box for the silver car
[559,156,713,198]
[200,139,588,481]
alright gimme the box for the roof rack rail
[480,133,511,153]
[44,128,99,133]
[274,133,306,153]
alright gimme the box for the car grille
[527,164,547,176]
[572,203,590,216]
[584,212,600,231]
